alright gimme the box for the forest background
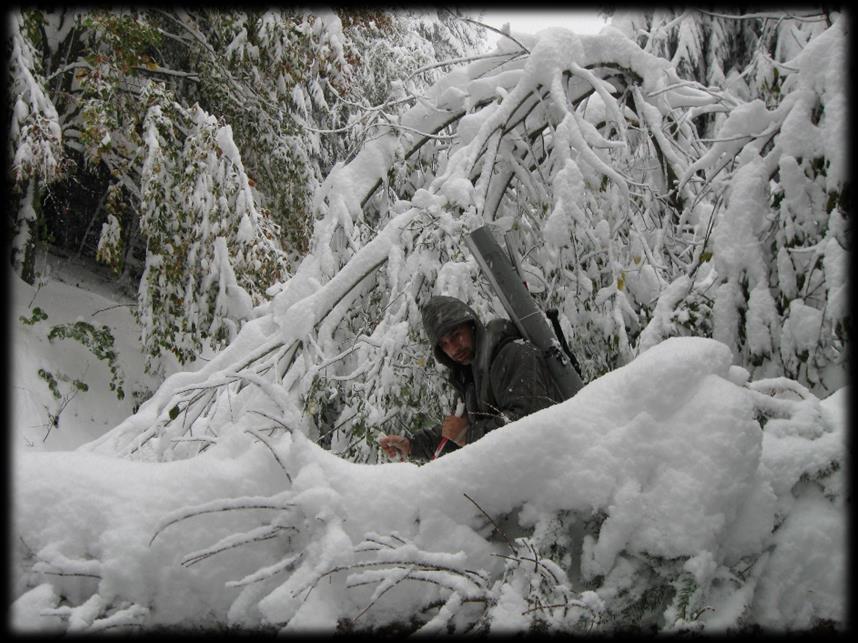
[9,7,848,395]
[8,6,849,635]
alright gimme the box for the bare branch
[225,552,303,588]
[695,9,830,22]
[446,11,531,54]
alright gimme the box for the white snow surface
[11,257,190,451]
[13,263,848,632]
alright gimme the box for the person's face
[438,323,475,365]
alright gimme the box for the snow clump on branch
[13,337,846,632]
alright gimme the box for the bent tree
[84,17,847,464]
[40,13,847,633]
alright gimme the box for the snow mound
[11,261,176,451]
[13,337,845,633]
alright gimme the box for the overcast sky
[473,10,608,47]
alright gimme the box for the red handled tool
[432,400,465,460]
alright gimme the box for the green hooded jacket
[410,296,561,460]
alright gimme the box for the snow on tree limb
[80,22,762,461]
[18,334,846,632]
[79,15,847,468]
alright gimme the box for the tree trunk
[11,180,41,285]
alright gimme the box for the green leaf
[20,307,49,325]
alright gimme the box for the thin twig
[225,552,303,588]
[462,492,516,553]
[181,526,288,567]
[449,11,531,54]
[696,8,829,22]
[39,570,101,580]
[90,302,136,317]
[299,558,486,601]
[351,573,412,622]
[521,597,594,615]
[244,427,292,483]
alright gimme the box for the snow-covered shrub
[137,91,287,371]
[95,213,123,271]
[665,13,848,396]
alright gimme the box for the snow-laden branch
[80,22,737,462]
[696,9,832,22]
[149,496,295,547]
[181,524,291,568]
[17,335,845,632]
[449,12,532,54]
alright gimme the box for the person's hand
[441,415,469,446]
[378,434,411,460]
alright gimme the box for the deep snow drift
[12,316,846,632]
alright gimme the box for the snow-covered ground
[11,253,200,451]
[10,257,848,633]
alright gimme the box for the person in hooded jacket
[379,295,561,462]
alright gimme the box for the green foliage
[47,320,125,400]
[137,93,288,369]
[670,574,702,625]
[80,10,163,72]
[37,368,61,399]
[20,306,49,325]
[95,212,124,274]
[8,7,487,375]
[36,367,88,441]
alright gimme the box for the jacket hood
[421,296,483,369]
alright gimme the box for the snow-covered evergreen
[8,10,64,283]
